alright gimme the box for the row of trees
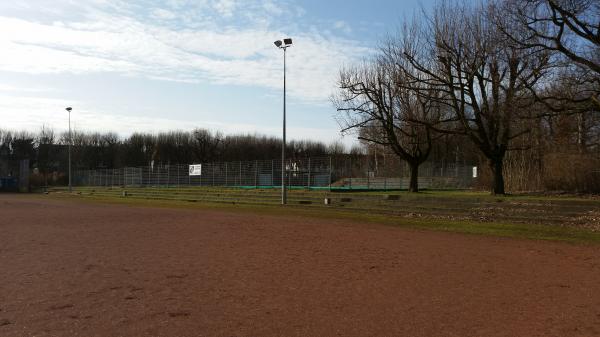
[334,0,599,194]
[0,128,356,176]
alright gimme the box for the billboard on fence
[189,164,202,176]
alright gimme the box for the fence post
[225,162,228,186]
[239,161,242,187]
[254,160,258,188]
[212,164,215,186]
[307,158,311,189]
[328,157,332,191]
[165,165,169,188]
[198,163,202,187]
[349,157,352,190]
[271,159,274,187]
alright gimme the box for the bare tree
[399,2,552,194]
[500,0,600,106]
[192,129,222,163]
[333,41,443,192]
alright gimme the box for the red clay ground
[1,194,600,337]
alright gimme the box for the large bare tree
[500,0,600,107]
[333,44,444,192]
[399,2,552,194]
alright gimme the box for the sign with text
[189,164,202,176]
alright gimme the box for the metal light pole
[274,38,292,205]
[66,107,72,192]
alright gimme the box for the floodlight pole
[282,46,287,205]
[66,107,72,193]
[275,39,291,205]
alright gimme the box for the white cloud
[0,95,75,132]
[0,83,55,93]
[262,0,283,15]
[212,0,237,18]
[333,20,352,34]
[150,8,177,20]
[0,0,368,146]
[0,1,368,103]
[0,93,350,145]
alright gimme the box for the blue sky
[0,0,434,146]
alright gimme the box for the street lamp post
[274,38,292,205]
[66,107,72,193]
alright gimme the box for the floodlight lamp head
[66,107,72,112]
[283,38,292,46]
[274,40,282,48]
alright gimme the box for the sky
[0,0,434,147]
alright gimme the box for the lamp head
[274,40,282,48]
[66,107,72,112]
[283,38,292,46]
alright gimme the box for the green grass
[52,185,600,203]
[346,189,600,202]
[44,192,600,245]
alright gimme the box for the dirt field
[1,194,600,337]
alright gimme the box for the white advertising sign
[189,164,202,176]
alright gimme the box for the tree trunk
[489,158,505,195]
[408,162,419,193]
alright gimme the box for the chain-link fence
[1,158,29,192]
[74,156,476,190]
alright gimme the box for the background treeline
[334,0,600,193]
[0,125,482,187]
[0,127,360,181]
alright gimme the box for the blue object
[0,177,18,191]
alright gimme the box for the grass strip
[43,193,600,245]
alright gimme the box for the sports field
[1,194,600,336]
